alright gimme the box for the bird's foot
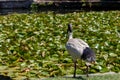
[86,74,89,77]
[73,75,76,78]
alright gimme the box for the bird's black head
[67,23,72,33]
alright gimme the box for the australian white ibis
[66,23,96,78]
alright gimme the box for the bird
[66,23,96,78]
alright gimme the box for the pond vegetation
[0,11,120,79]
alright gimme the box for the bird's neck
[68,32,73,39]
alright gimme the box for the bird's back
[66,38,89,61]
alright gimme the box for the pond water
[0,8,82,15]
[0,6,119,15]
[0,9,31,15]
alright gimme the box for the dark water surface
[0,9,31,15]
[0,3,120,15]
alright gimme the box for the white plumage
[66,38,89,61]
[66,23,96,77]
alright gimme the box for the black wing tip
[81,47,96,61]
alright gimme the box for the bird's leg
[86,65,89,77]
[73,61,77,78]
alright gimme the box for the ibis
[66,23,96,78]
